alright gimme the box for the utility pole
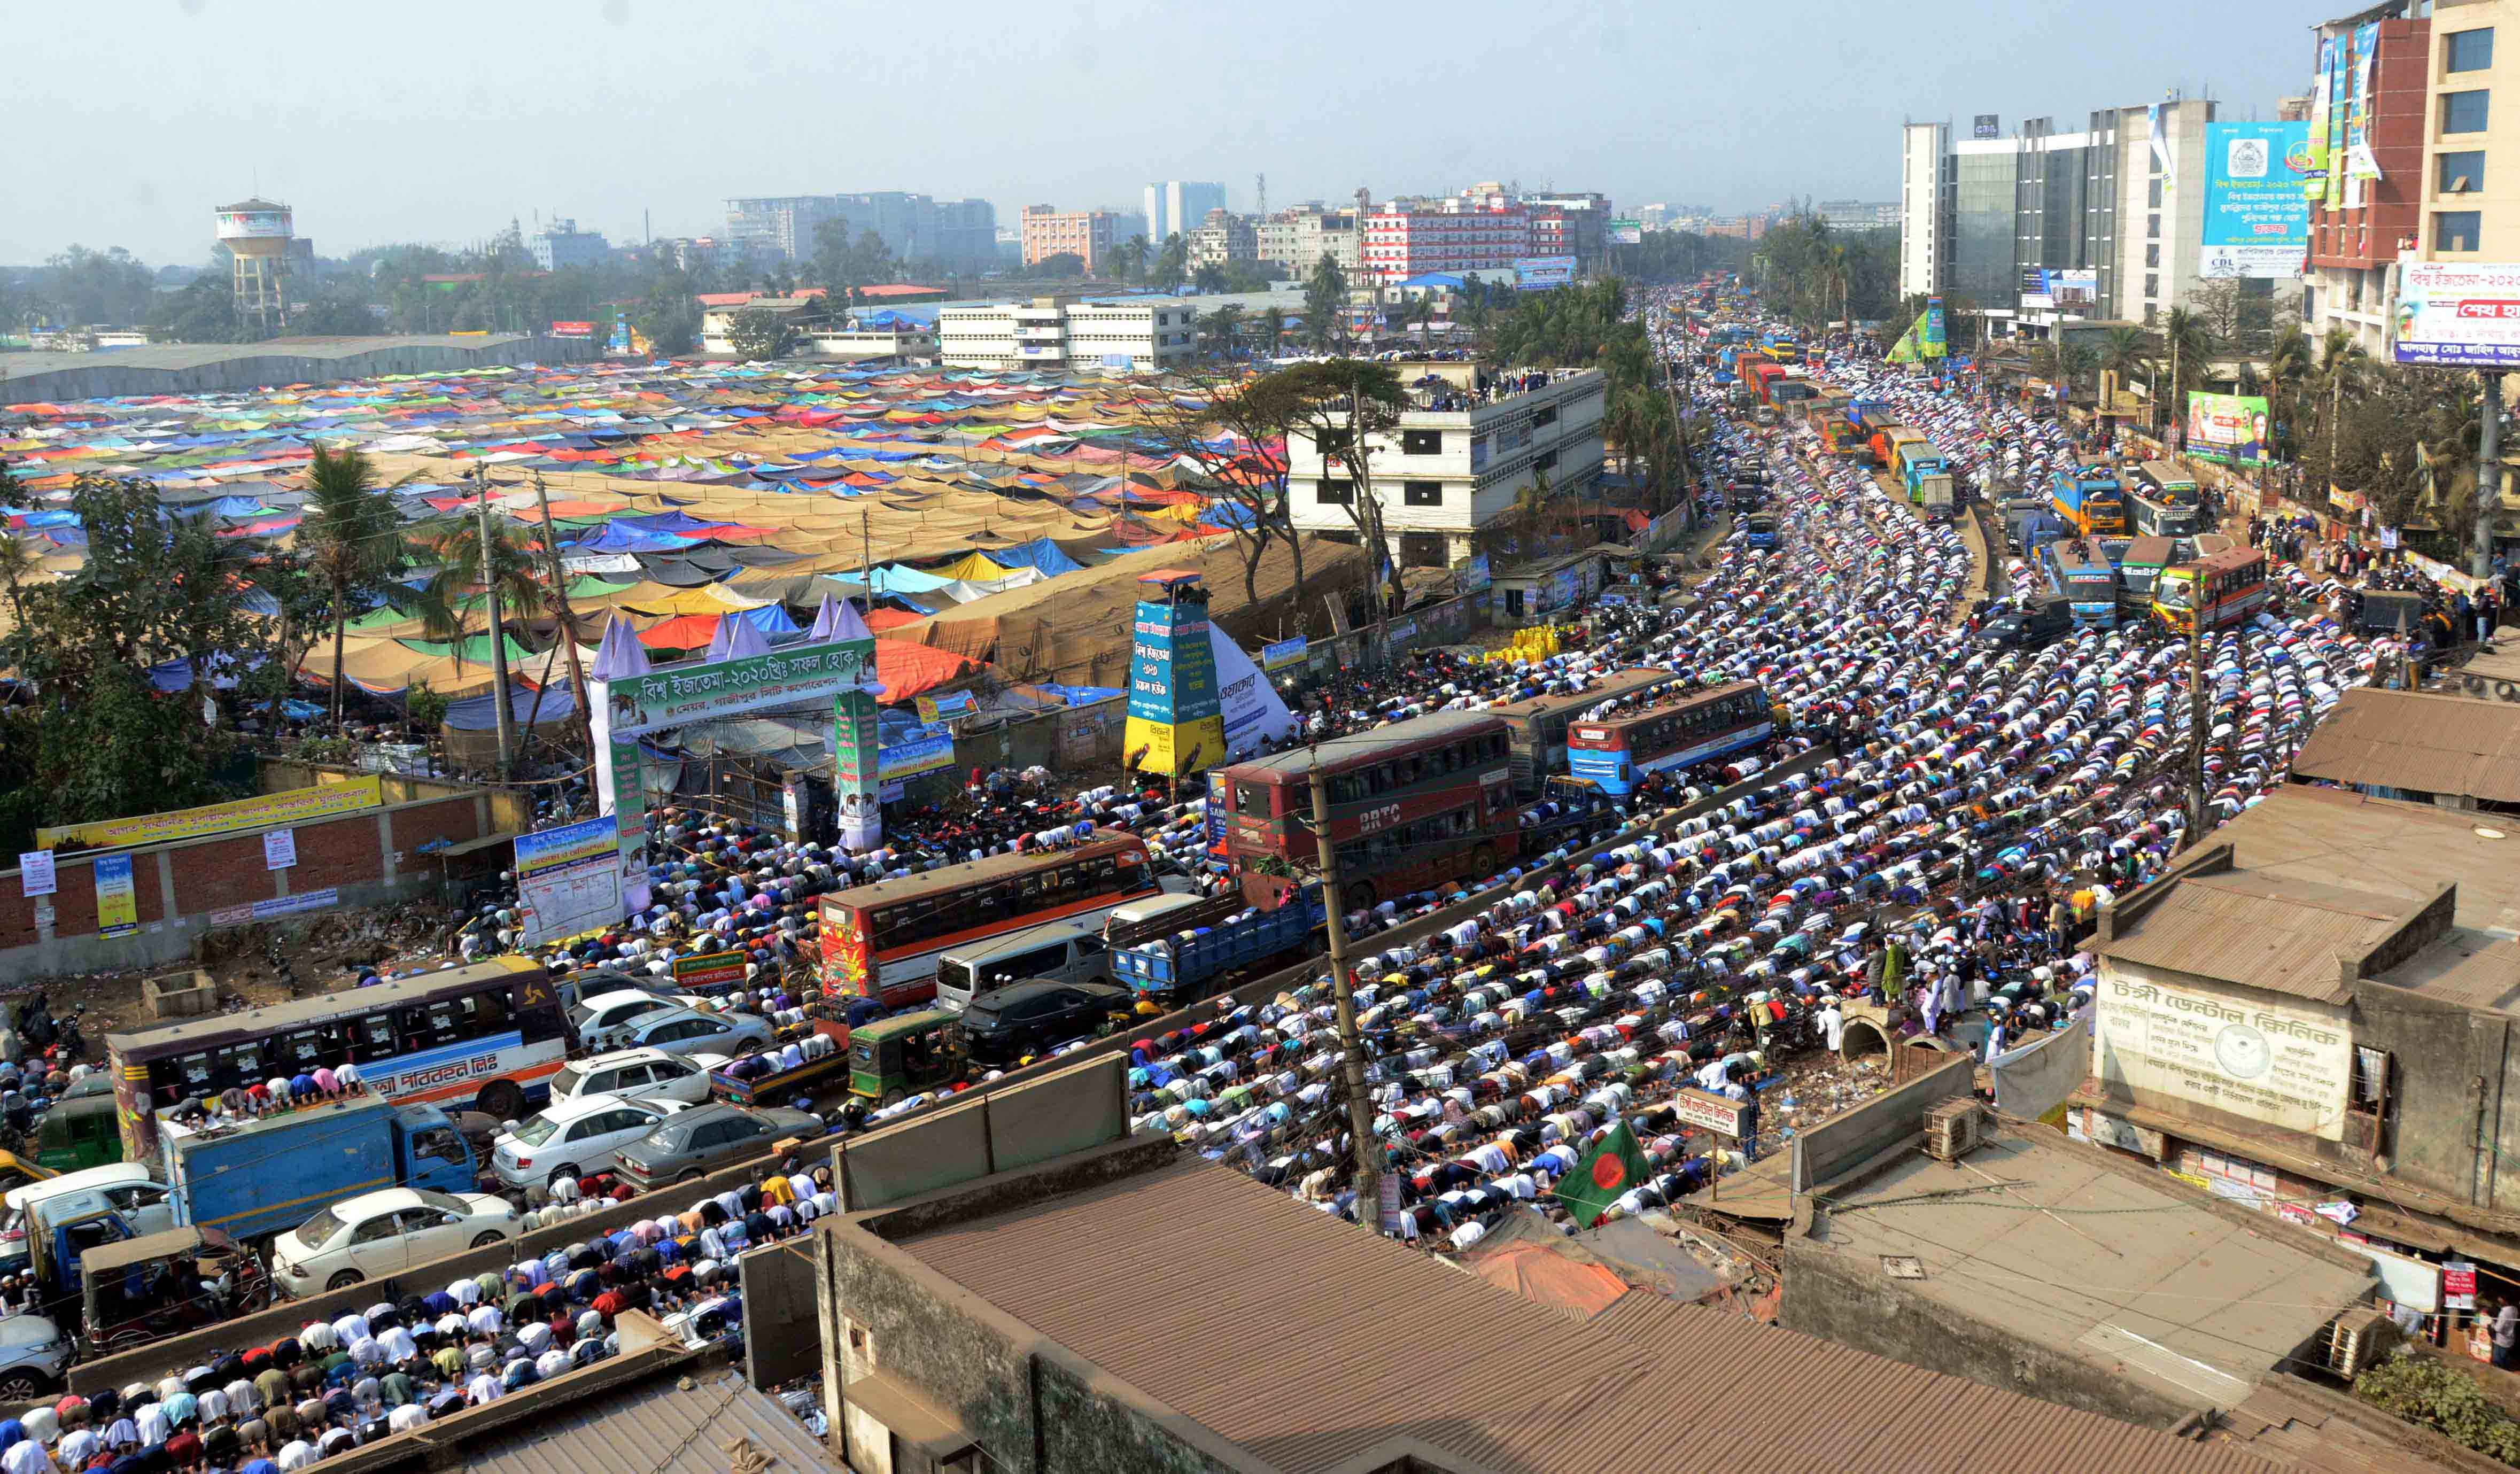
[474,468,517,777]
[2476,369,2503,580]
[860,509,873,585]
[2179,619,2207,851]
[530,471,595,757]
[1306,757,1382,1231]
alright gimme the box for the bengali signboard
[672,951,749,993]
[1514,256,1577,292]
[2094,966,2352,1139]
[39,777,383,851]
[2393,262,2520,367]
[2019,268,2099,311]
[549,321,595,338]
[1609,218,1643,245]
[1669,1087,1751,1137]
[1260,636,1308,672]
[878,728,957,781]
[602,644,867,738]
[514,815,621,947]
[2200,122,2314,279]
[94,855,137,940]
[1123,595,1226,778]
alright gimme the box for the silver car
[0,1314,73,1401]
[614,1007,775,1060]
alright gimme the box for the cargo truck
[2047,466,2129,537]
[1110,885,1329,1004]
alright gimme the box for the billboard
[2201,122,2314,279]
[39,777,382,851]
[513,815,622,947]
[1514,256,1577,291]
[1609,219,1643,245]
[1972,114,2000,140]
[2185,391,2272,465]
[2393,262,2520,366]
[214,207,292,241]
[2019,268,2098,311]
[549,320,594,338]
[1921,297,1948,357]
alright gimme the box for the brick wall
[0,790,494,981]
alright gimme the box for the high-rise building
[723,193,999,266]
[1144,182,1228,245]
[529,218,610,271]
[1257,207,1360,276]
[2420,1,2517,261]
[1360,204,1531,284]
[1899,124,1951,301]
[1816,199,1901,231]
[1020,206,1120,271]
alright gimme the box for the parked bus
[2126,460,2204,538]
[1565,682,1775,796]
[818,835,1163,1010]
[108,959,567,1162]
[2105,536,2176,618]
[2041,540,2119,628]
[2152,547,2270,634]
[1214,712,1518,911]
[1488,668,1688,797]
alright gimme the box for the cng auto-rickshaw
[847,1010,966,1106]
[33,1093,121,1173]
[79,1226,269,1355]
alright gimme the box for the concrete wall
[0,790,492,983]
[740,1239,820,1389]
[0,335,600,400]
[1780,1233,2203,1430]
[1790,1054,1973,1194]
[1989,1014,2090,1121]
[2349,976,2520,1216]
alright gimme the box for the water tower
[215,198,293,331]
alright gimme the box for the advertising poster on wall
[1609,219,1643,245]
[1513,257,1576,291]
[2200,122,2314,279]
[2019,268,2099,311]
[514,815,622,948]
[2325,33,2350,207]
[2392,262,2520,366]
[93,855,137,940]
[2185,392,2273,464]
[18,852,53,899]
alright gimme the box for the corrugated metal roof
[458,1367,841,1474]
[2100,872,2407,1003]
[895,1155,2272,1474]
[2292,688,2520,802]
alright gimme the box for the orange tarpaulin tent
[875,638,976,702]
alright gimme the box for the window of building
[2439,149,2487,194]
[2145,243,2160,268]
[1401,429,1442,454]
[2436,210,2484,251]
[2449,27,2496,73]
[2444,90,2492,135]
[2146,213,2161,239]
[1402,480,1444,507]
[2144,273,2159,300]
[2147,177,2162,208]
[1317,478,1353,505]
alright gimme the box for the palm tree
[2263,331,2314,466]
[2158,307,2219,438]
[2098,326,2152,408]
[2310,328,2369,492]
[299,444,415,728]
[1202,302,1244,360]
[1405,295,1437,347]
[1113,235,1150,283]
[1258,306,1288,358]
[412,488,546,761]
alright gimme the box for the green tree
[1248,359,1407,632]
[726,307,794,361]
[2356,1351,2520,1464]
[2158,307,2220,436]
[1191,262,1227,294]
[1111,235,1150,284]
[1221,258,1274,294]
[1302,252,1350,350]
[1152,234,1191,292]
[1035,252,1086,278]
[2262,329,2314,466]
[1151,371,1308,606]
[299,445,415,727]
[146,276,247,344]
[1199,302,1245,359]
[1258,306,1288,357]
[632,281,700,356]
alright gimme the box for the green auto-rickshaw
[847,1011,966,1107]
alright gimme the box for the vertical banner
[2201,122,2314,278]
[588,693,652,917]
[94,854,137,939]
[2345,22,2381,205]
[833,689,882,851]
[1921,298,1948,358]
[1123,579,1228,779]
[2325,35,2350,208]
[2306,40,2335,181]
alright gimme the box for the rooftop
[893,1151,2277,1474]
[2290,688,2520,802]
[2097,867,2419,1004]
[1804,1123,2373,1418]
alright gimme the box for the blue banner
[1128,600,1219,724]
[2201,122,2314,278]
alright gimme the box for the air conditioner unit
[2323,1306,2399,1378]
[1922,1097,1983,1162]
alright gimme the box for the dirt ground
[35,897,458,1052]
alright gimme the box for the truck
[1891,440,1955,517]
[1744,360,1787,405]
[2047,466,2129,537]
[25,1093,479,1312]
[707,1017,854,1107]
[2125,460,2204,538]
[1110,885,1328,1004]
[1867,424,1919,470]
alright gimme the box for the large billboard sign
[2019,268,2098,311]
[2200,122,2314,278]
[2394,262,2520,366]
[1609,219,1643,245]
[2184,391,2272,466]
[1514,256,1576,291]
[214,208,293,241]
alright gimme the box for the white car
[549,1048,721,1108]
[570,989,710,1052]
[270,1188,517,1296]
[492,1093,688,1190]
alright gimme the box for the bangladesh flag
[1555,1120,1653,1230]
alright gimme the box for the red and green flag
[1555,1120,1652,1229]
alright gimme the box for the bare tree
[1147,371,1306,608]
[1252,360,1407,652]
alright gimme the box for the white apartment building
[2111,99,2215,326]
[1898,122,1949,302]
[1144,181,1227,245]
[936,296,1198,371]
[1284,367,1608,569]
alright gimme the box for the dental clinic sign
[2093,963,2353,1140]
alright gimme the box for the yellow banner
[1123,715,1226,779]
[40,776,386,851]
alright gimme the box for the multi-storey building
[723,193,998,266]
[1188,209,1259,269]
[2299,6,2432,356]
[1360,206,1531,285]
[1143,181,1227,245]
[1284,365,1607,569]
[935,295,1198,371]
[2420,1,2517,262]
[1019,207,1120,272]
[1817,199,1902,231]
[528,219,609,272]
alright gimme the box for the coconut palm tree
[2158,308,2219,437]
[412,487,546,764]
[1258,306,1288,358]
[299,444,416,728]
[2262,330,2313,466]
[2098,325,2152,404]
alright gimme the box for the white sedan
[548,1047,723,1108]
[271,1188,518,1296]
[491,1093,688,1190]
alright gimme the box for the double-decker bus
[109,959,569,1161]
[1487,668,1689,797]
[1214,712,1518,911]
[818,834,1162,1010]
[2042,540,2119,629]
[2152,547,2269,634]
[1565,682,1775,797]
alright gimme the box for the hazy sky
[10,0,2313,266]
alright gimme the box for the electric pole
[1306,757,1383,1231]
[474,468,517,777]
[530,471,594,757]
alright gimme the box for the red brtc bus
[1214,712,1519,911]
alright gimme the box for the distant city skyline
[6,0,2308,267]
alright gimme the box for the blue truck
[1111,885,1328,1003]
[2047,466,2129,537]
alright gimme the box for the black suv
[960,981,1134,1068]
